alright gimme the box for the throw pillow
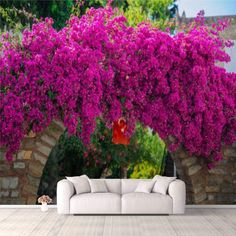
[89,179,108,193]
[152,175,176,195]
[66,175,91,194]
[135,180,155,193]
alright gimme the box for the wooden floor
[0,208,235,236]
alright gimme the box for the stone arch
[0,120,235,204]
[0,120,65,204]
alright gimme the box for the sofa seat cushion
[70,193,121,214]
[122,192,173,214]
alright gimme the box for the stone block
[27,195,37,204]
[191,184,204,194]
[191,173,205,185]
[218,160,229,165]
[17,150,32,160]
[222,154,230,160]
[20,197,27,204]
[0,177,18,189]
[223,175,233,183]
[0,198,22,204]
[208,194,215,201]
[23,184,38,195]
[28,175,40,188]
[36,142,51,157]
[29,161,44,178]
[25,131,36,138]
[32,152,47,165]
[207,176,224,188]
[221,183,234,193]
[0,164,10,171]
[46,121,64,139]
[52,120,65,131]
[206,186,219,193]
[40,134,57,147]
[193,192,207,203]
[21,138,36,150]
[181,157,197,167]
[13,162,25,169]
[215,193,236,204]
[16,150,24,160]
[177,151,188,159]
[0,190,9,197]
[24,151,33,160]
[187,165,202,176]
[0,150,5,160]
[223,148,236,157]
[11,190,19,197]
[208,168,227,175]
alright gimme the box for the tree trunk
[120,165,128,178]
[163,152,175,177]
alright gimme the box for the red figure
[112,118,130,145]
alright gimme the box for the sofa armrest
[168,179,186,214]
[57,179,75,214]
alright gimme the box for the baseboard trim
[0,204,235,209]
[0,205,57,208]
[186,205,236,209]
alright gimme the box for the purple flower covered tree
[0,7,235,168]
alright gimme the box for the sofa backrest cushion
[66,175,91,194]
[122,179,150,194]
[89,179,108,193]
[152,175,176,195]
[91,179,121,194]
[135,180,155,193]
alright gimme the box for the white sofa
[57,178,186,215]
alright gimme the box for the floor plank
[167,209,222,236]
[29,210,65,236]
[0,208,235,236]
[0,209,16,222]
[199,209,236,236]
[210,208,236,230]
[0,209,48,236]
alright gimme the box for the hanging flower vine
[0,7,235,168]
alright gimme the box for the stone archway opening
[0,120,235,205]
[36,123,168,203]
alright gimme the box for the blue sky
[177,0,236,17]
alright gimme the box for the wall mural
[37,120,167,203]
[0,1,235,205]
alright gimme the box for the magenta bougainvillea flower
[0,7,235,167]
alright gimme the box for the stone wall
[176,15,236,40]
[0,120,65,204]
[171,143,236,204]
